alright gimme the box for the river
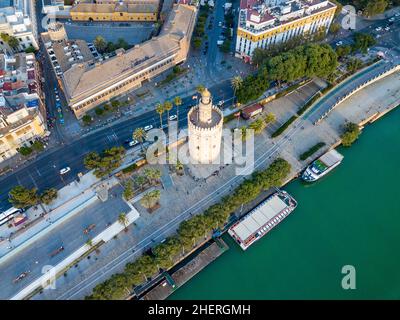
[169,106,400,299]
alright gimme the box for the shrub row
[271,115,298,138]
[86,158,291,300]
[299,142,326,161]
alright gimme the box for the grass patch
[299,142,326,161]
[271,115,298,138]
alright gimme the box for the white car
[384,26,390,31]
[59,167,71,175]
[336,41,343,46]
[389,17,395,22]
[144,125,153,131]
[55,96,60,101]
[129,140,139,147]
[169,115,177,121]
[375,27,382,31]
[217,100,224,106]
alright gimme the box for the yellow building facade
[70,3,158,22]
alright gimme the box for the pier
[139,238,229,300]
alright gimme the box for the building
[0,6,38,52]
[236,0,337,61]
[188,88,223,164]
[59,4,197,119]
[69,2,159,22]
[42,25,96,78]
[0,53,48,162]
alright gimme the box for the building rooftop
[70,3,159,14]
[62,4,196,102]
[239,0,336,34]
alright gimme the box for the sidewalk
[11,204,141,300]
[0,171,120,264]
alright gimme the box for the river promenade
[6,64,400,300]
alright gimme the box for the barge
[228,189,297,250]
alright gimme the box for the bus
[0,207,22,227]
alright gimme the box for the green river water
[170,107,400,300]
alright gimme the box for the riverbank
[169,96,400,300]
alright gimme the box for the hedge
[299,142,326,161]
[271,115,298,138]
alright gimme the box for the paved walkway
[0,172,119,264]
[11,205,140,300]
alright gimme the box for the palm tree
[264,112,276,125]
[249,118,266,135]
[173,96,182,127]
[196,84,205,93]
[140,190,161,211]
[175,160,184,175]
[143,168,161,185]
[164,101,173,121]
[231,76,243,96]
[133,127,146,151]
[155,103,164,129]
[118,212,129,232]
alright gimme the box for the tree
[8,36,19,50]
[231,76,243,101]
[364,0,388,17]
[352,33,376,54]
[18,146,33,156]
[336,45,352,60]
[192,37,202,49]
[347,58,363,73]
[82,114,93,125]
[83,147,126,178]
[264,112,276,125]
[143,168,161,185]
[140,190,161,210]
[111,100,120,110]
[329,23,341,38]
[118,212,129,231]
[123,180,134,200]
[173,96,182,127]
[94,36,107,53]
[155,103,164,129]
[164,101,173,122]
[40,188,58,205]
[341,122,361,147]
[133,127,147,151]
[95,107,105,116]
[32,141,44,152]
[249,118,266,135]
[196,84,205,93]
[25,46,36,54]
[9,185,39,208]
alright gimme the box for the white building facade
[0,7,38,52]
[236,0,337,61]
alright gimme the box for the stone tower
[188,88,223,164]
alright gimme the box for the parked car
[336,41,343,46]
[169,114,177,121]
[129,140,139,147]
[59,167,71,175]
[144,125,153,131]
[375,26,382,31]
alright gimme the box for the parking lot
[64,21,156,44]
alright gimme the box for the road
[1,4,400,299]
[0,80,234,210]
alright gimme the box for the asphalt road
[0,80,234,210]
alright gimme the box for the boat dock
[140,238,228,300]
